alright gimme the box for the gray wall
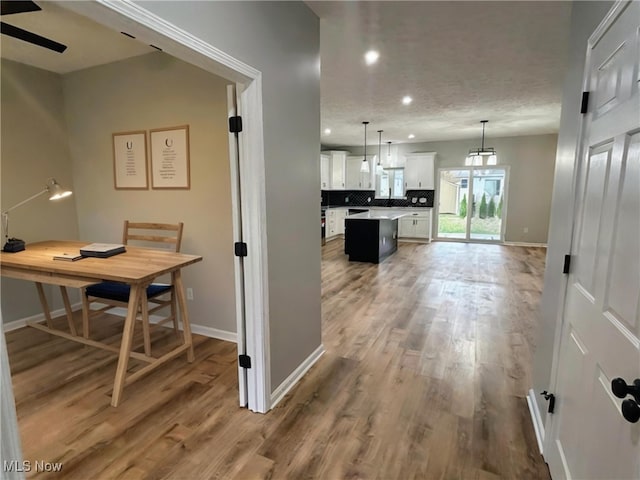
[1,59,80,322]
[344,133,558,244]
[62,52,237,334]
[533,1,613,427]
[132,1,322,391]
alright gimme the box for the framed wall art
[150,125,190,189]
[112,131,148,189]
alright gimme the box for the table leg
[59,286,77,336]
[173,270,194,362]
[140,291,151,357]
[111,283,142,407]
[81,288,91,339]
[34,282,53,328]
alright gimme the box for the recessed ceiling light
[408,134,415,139]
[402,96,413,105]
[324,128,331,135]
[365,50,379,65]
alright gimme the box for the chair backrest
[122,221,184,252]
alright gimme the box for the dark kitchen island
[344,211,405,263]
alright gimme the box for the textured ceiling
[1,1,572,148]
[0,1,153,74]
[307,1,573,148]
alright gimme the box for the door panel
[469,168,505,242]
[437,167,506,242]
[605,134,640,330]
[547,2,640,478]
[573,146,611,297]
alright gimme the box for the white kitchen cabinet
[398,210,432,242]
[335,208,347,235]
[346,155,375,190]
[404,152,436,190]
[320,154,330,189]
[328,151,347,189]
[326,207,348,238]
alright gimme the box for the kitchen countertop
[346,211,407,221]
[324,206,432,210]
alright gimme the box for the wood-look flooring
[6,239,550,479]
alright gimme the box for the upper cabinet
[321,150,349,190]
[346,155,375,190]
[404,152,436,190]
[320,154,330,189]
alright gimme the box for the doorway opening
[436,167,508,242]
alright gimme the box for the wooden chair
[81,221,184,356]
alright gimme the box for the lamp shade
[47,179,72,200]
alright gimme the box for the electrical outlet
[186,288,194,300]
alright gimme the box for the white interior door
[546,2,640,478]
[227,84,248,407]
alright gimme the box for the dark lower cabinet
[344,218,398,263]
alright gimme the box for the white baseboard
[3,303,237,343]
[527,388,545,454]
[270,344,325,409]
[96,306,237,343]
[503,241,548,248]
[3,303,83,332]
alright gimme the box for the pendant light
[360,121,370,173]
[376,130,384,174]
[387,141,392,157]
[466,120,497,166]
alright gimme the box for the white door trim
[227,84,248,407]
[1,314,25,480]
[52,0,271,413]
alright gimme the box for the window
[377,168,404,198]
[484,179,501,197]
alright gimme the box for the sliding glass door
[437,167,507,242]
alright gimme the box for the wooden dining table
[0,240,202,406]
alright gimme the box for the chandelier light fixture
[466,120,497,166]
[360,121,370,173]
[376,130,384,175]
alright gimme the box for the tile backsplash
[322,189,434,208]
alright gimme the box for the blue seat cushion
[86,281,172,303]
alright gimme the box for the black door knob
[611,378,640,403]
[621,399,640,423]
[611,378,640,424]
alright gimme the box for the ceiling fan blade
[1,21,66,53]
[0,1,41,16]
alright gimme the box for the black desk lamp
[2,178,72,252]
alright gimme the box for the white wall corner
[527,388,545,455]
[270,344,325,409]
